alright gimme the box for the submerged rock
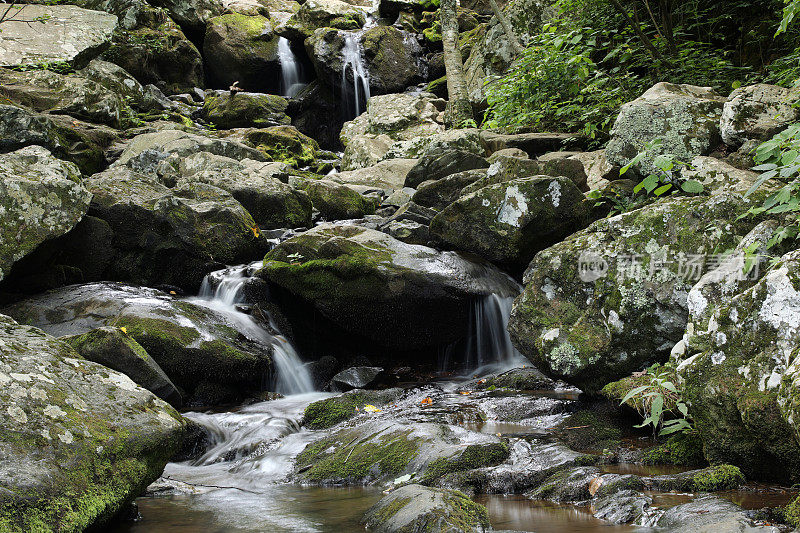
[363,484,490,533]
[0,314,186,532]
[0,146,90,283]
[3,283,274,406]
[259,224,519,352]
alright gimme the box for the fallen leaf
[119,327,127,334]
[251,226,260,237]
[363,404,381,413]
[478,379,487,384]
[459,391,471,395]
[420,397,432,405]
[169,290,176,295]
[588,477,603,496]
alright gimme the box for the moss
[692,464,745,492]
[425,76,447,98]
[303,390,399,429]
[640,431,707,466]
[441,492,490,530]
[373,496,412,524]
[783,494,800,528]
[421,442,509,484]
[557,409,623,453]
[210,13,269,38]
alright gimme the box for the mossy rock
[303,389,403,429]
[244,125,319,167]
[201,91,290,129]
[640,432,707,467]
[421,442,509,484]
[304,180,376,220]
[556,408,624,453]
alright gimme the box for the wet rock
[204,14,281,92]
[591,489,651,524]
[606,83,726,176]
[340,92,445,146]
[63,326,182,406]
[404,149,490,188]
[480,367,555,391]
[86,169,265,289]
[303,388,404,429]
[304,179,376,220]
[363,484,490,533]
[646,465,745,493]
[334,158,419,190]
[304,355,340,389]
[381,220,430,245]
[720,84,799,148]
[382,201,438,226]
[0,146,90,283]
[282,0,365,39]
[430,176,591,272]
[330,366,385,391]
[508,193,763,393]
[526,465,601,502]
[0,313,186,532]
[412,169,486,210]
[200,91,290,129]
[0,4,116,67]
[655,495,781,532]
[3,283,274,406]
[259,223,520,352]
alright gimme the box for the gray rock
[656,495,782,532]
[537,151,589,191]
[342,134,394,170]
[383,187,416,207]
[340,92,445,146]
[330,366,384,391]
[334,158,419,190]
[281,0,365,39]
[404,149,489,188]
[0,146,90,282]
[152,0,224,30]
[304,179,375,220]
[0,4,117,67]
[412,169,486,210]
[720,84,799,148]
[381,219,430,245]
[363,484,490,533]
[479,131,583,156]
[0,313,186,531]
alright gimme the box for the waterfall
[341,32,370,118]
[277,37,305,98]
[193,263,314,395]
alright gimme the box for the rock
[382,201,437,226]
[591,490,651,524]
[404,149,490,188]
[200,91,290,129]
[288,80,343,150]
[480,131,584,156]
[720,84,799,148]
[150,0,224,31]
[430,177,590,272]
[64,326,182,406]
[363,484,490,533]
[304,179,375,220]
[0,4,116,68]
[241,125,319,167]
[508,192,764,393]
[334,158,418,190]
[282,0,365,39]
[381,219,429,245]
[480,367,555,391]
[303,388,403,428]
[677,248,800,482]
[605,83,726,176]
[164,151,312,229]
[330,366,384,391]
[0,146,90,283]
[86,169,265,289]
[655,495,780,532]
[79,59,165,113]
[0,313,186,532]
[383,128,486,161]
[259,224,520,352]
[383,187,416,207]
[680,156,767,195]
[0,104,110,174]
[3,283,274,406]
[340,92,445,146]
[569,150,620,191]
[537,151,589,191]
[489,147,528,160]
[459,156,543,196]
[342,134,394,170]
[0,68,125,128]
[204,14,282,92]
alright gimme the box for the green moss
[557,410,622,453]
[640,431,707,466]
[373,496,412,524]
[210,13,269,38]
[303,390,399,429]
[421,442,509,484]
[692,464,745,492]
[441,492,490,530]
[783,494,800,528]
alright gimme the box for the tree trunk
[608,0,663,61]
[487,0,523,56]
[440,0,474,127]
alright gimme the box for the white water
[341,32,370,118]
[278,37,306,98]
[192,263,314,395]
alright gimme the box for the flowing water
[278,37,306,98]
[341,32,370,118]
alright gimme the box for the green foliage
[616,363,693,439]
[620,139,705,197]
[640,431,707,466]
[778,0,800,35]
[7,61,74,75]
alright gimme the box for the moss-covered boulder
[86,169,266,289]
[605,83,726,177]
[204,14,282,92]
[0,146,90,283]
[163,151,312,229]
[282,0,365,39]
[258,223,520,351]
[200,91,290,129]
[3,283,274,406]
[677,248,800,482]
[360,26,423,94]
[0,314,186,532]
[304,179,375,220]
[412,169,486,210]
[243,125,319,167]
[508,192,763,393]
[340,92,445,146]
[404,149,489,188]
[720,84,799,148]
[302,388,403,429]
[363,484,490,533]
[430,177,591,272]
[64,326,182,407]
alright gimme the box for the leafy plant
[619,364,692,439]
[621,139,705,197]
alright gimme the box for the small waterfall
[277,37,305,98]
[341,32,370,118]
[194,263,314,395]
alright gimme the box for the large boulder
[605,83,726,176]
[86,169,265,289]
[404,148,489,188]
[3,283,274,406]
[430,176,591,272]
[0,4,116,68]
[281,0,366,39]
[149,0,224,31]
[333,158,418,191]
[676,247,800,482]
[163,151,312,229]
[0,146,90,283]
[0,314,186,532]
[78,59,170,113]
[200,91,290,129]
[720,84,800,148]
[0,68,125,128]
[340,92,445,146]
[203,14,282,92]
[240,125,320,167]
[303,179,375,220]
[341,133,394,170]
[508,192,764,393]
[363,484,490,533]
[258,223,520,352]
[412,169,486,211]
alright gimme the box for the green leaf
[677,403,689,417]
[680,180,704,194]
[651,395,664,421]
[620,385,649,404]
[654,184,673,196]
[661,381,678,393]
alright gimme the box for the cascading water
[192,262,314,395]
[278,37,306,98]
[341,32,370,118]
